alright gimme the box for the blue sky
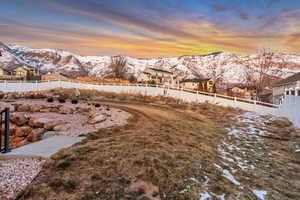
[1,0,300,57]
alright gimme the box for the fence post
[4,108,10,153]
[214,93,217,103]
[234,97,237,103]
[35,80,38,91]
[253,100,257,112]
[197,91,199,102]
[4,80,7,91]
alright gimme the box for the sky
[1,0,300,57]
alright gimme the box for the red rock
[18,139,30,147]
[17,104,31,112]
[59,107,73,114]
[29,117,50,128]
[54,124,69,132]
[27,128,46,142]
[13,137,24,144]
[89,113,107,124]
[10,112,29,126]
[15,126,32,137]
[44,120,65,131]
[31,105,43,112]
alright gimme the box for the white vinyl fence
[0,80,279,115]
[278,95,300,128]
[1,80,298,127]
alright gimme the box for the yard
[10,89,300,200]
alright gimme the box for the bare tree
[109,56,127,79]
[252,49,285,92]
[206,61,226,87]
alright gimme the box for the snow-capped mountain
[1,41,300,84]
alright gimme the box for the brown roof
[180,78,211,83]
[273,72,300,87]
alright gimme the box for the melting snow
[198,192,211,200]
[252,190,267,200]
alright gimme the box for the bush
[47,97,54,103]
[94,103,101,108]
[71,99,78,104]
[58,98,66,103]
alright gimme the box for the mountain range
[1,41,300,85]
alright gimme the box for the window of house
[291,90,295,95]
[298,90,300,96]
[286,90,290,95]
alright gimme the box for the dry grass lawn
[16,89,300,200]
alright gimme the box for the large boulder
[29,117,50,128]
[27,128,46,142]
[15,126,32,137]
[44,120,65,131]
[89,113,107,124]
[10,112,29,126]
[17,104,31,112]
[53,124,69,132]
[59,107,74,114]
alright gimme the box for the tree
[206,61,226,87]
[109,56,127,79]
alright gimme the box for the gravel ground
[0,157,44,200]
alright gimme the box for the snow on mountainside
[1,42,300,84]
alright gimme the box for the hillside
[1,42,300,84]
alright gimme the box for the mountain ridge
[1,42,300,84]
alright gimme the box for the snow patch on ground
[252,190,267,200]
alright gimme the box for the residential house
[0,67,12,76]
[0,65,40,80]
[228,85,259,100]
[12,65,40,80]
[272,72,300,104]
[180,78,216,93]
[137,67,176,86]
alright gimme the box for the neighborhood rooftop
[180,78,211,83]
[273,72,300,87]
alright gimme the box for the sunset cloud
[1,0,300,57]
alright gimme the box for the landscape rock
[44,120,65,131]
[17,104,31,112]
[27,128,46,142]
[53,124,69,132]
[15,126,32,137]
[89,113,107,124]
[59,107,73,114]
[28,117,50,128]
[10,112,29,126]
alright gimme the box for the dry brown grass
[18,89,235,200]
[16,89,300,200]
[75,77,130,84]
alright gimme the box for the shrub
[47,97,54,103]
[58,98,66,103]
[71,99,78,104]
[94,103,101,108]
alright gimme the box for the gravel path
[0,157,44,200]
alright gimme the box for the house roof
[272,72,300,87]
[229,85,258,90]
[0,67,11,73]
[148,67,172,74]
[180,78,211,83]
